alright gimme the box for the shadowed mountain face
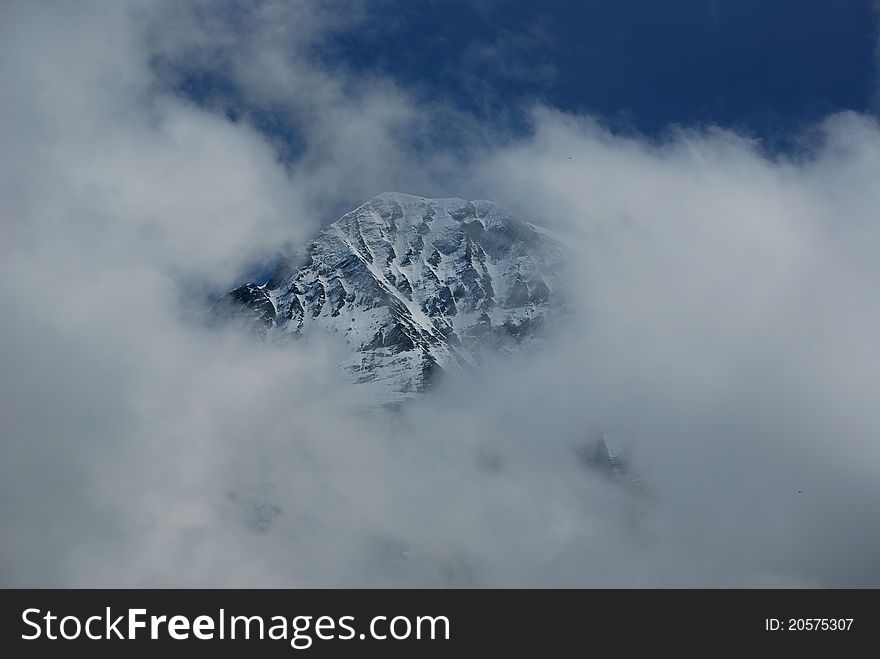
[212,193,569,401]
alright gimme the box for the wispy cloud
[2,0,879,586]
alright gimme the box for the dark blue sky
[326,0,877,143]
[172,0,878,154]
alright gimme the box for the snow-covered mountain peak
[213,194,569,403]
[331,193,498,236]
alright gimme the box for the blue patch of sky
[150,58,307,164]
[168,0,877,294]
[321,0,878,151]
[163,0,877,159]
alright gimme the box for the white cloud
[464,108,880,584]
[1,1,879,587]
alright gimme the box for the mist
[1,1,879,587]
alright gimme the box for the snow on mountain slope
[212,193,569,402]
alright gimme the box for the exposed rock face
[210,283,276,338]
[212,193,569,401]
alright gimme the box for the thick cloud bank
[1,1,879,586]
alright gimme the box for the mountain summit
[212,193,568,401]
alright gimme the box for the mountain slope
[213,193,568,401]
